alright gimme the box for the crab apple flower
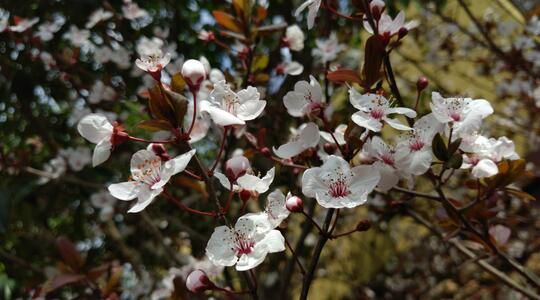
[275,61,304,76]
[302,155,380,209]
[430,92,493,137]
[215,163,275,196]
[395,114,444,175]
[460,134,519,178]
[349,88,417,132]
[135,49,171,80]
[364,136,411,192]
[245,189,292,233]
[9,17,39,32]
[312,33,346,64]
[223,155,251,183]
[205,214,285,271]
[200,81,266,127]
[122,0,149,20]
[320,124,347,145]
[198,30,215,42]
[108,149,196,213]
[283,75,324,117]
[85,8,113,28]
[186,270,215,293]
[295,0,321,29]
[274,122,320,159]
[363,11,418,41]
[182,59,206,92]
[283,25,305,51]
[77,114,119,167]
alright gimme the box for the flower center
[223,93,240,113]
[136,158,162,187]
[381,154,395,166]
[370,109,385,120]
[329,179,350,198]
[450,111,461,122]
[235,235,255,255]
[409,138,425,152]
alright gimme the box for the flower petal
[108,181,140,200]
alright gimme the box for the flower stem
[162,190,216,217]
[299,208,335,300]
[284,234,306,275]
[128,136,174,144]
[209,126,229,175]
[186,89,198,138]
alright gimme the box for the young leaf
[212,11,242,33]
[56,236,84,271]
[171,73,186,93]
[445,153,463,169]
[448,138,462,155]
[137,119,174,132]
[164,89,188,128]
[432,133,449,161]
[327,69,363,85]
[362,36,385,88]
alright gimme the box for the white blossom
[274,122,320,159]
[349,88,416,132]
[88,81,116,104]
[312,33,345,64]
[77,114,114,167]
[200,81,266,127]
[283,75,323,117]
[9,17,39,32]
[364,136,411,192]
[205,214,285,271]
[108,149,196,213]
[86,8,113,28]
[295,0,321,29]
[302,155,380,208]
[460,134,519,178]
[284,25,305,51]
[135,49,171,74]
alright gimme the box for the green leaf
[164,89,188,128]
[171,73,186,93]
[448,138,462,155]
[432,133,448,161]
[445,153,463,169]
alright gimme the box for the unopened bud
[416,76,428,92]
[398,27,408,39]
[286,195,303,213]
[182,59,206,92]
[323,143,337,155]
[148,143,170,161]
[370,0,385,21]
[225,156,250,182]
[186,270,214,293]
[356,220,372,232]
[260,147,272,158]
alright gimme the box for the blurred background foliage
[1,0,540,299]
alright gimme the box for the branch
[405,208,540,300]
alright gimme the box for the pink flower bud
[286,196,303,213]
[416,76,428,92]
[370,0,385,21]
[356,220,372,232]
[182,59,206,92]
[398,27,408,39]
[225,156,251,182]
[148,143,171,161]
[323,143,337,155]
[186,269,214,293]
[260,147,272,158]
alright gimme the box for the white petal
[273,141,304,159]
[386,107,417,118]
[376,164,400,192]
[299,122,321,148]
[92,140,112,167]
[301,167,323,198]
[108,181,140,200]
[471,159,498,178]
[205,226,238,267]
[352,112,383,132]
[128,187,162,213]
[77,114,113,144]
[236,100,266,121]
[160,149,196,179]
[286,61,304,75]
[204,104,245,126]
[257,230,285,253]
[214,172,233,190]
[384,117,413,131]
